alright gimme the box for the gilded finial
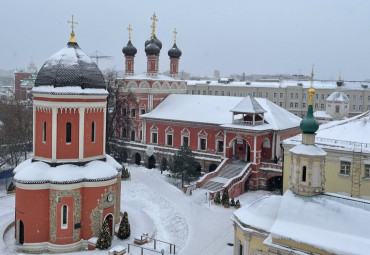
[67,15,78,43]
[150,12,158,39]
[173,28,177,44]
[308,64,315,105]
[127,24,132,41]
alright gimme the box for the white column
[79,107,85,159]
[276,134,281,157]
[143,119,146,143]
[51,107,58,161]
[253,114,255,125]
[32,105,36,156]
[103,106,106,156]
[253,135,257,164]
[223,131,227,157]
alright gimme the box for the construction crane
[90,50,113,67]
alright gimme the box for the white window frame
[165,126,174,146]
[198,130,208,151]
[61,204,68,229]
[150,124,158,144]
[139,104,146,116]
[340,161,351,175]
[364,164,370,179]
[215,131,224,153]
[181,128,190,147]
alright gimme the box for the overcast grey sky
[1,0,370,80]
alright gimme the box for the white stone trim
[33,154,105,163]
[21,239,86,254]
[32,105,36,156]
[103,105,106,156]
[52,107,57,160]
[79,107,85,159]
[34,100,106,109]
[16,177,117,190]
[32,93,107,100]
[254,136,257,163]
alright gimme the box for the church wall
[15,188,50,243]
[57,109,79,159]
[35,109,52,158]
[84,110,104,158]
[55,196,75,245]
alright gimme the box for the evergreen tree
[214,191,221,204]
[171,145,200,187]
[96,219,112,249]
[235,200,241,208]
[117,211,131,239]
[121,167,131,179]
[222,188,230,208]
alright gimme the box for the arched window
[66,122,71,143]
[43,121,46,142]
[91,122,95,143]
[302,166,307,182]
[62,205,68,228]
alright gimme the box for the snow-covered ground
[0,164,276,254]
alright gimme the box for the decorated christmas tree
[96,219,112,249]
[117,211,131,239]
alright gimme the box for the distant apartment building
[186,78,370,118]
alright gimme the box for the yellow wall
[273,237,335,255]
[249,236,269,254]
[283,148,370,199]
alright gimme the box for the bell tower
[289,66,327,196]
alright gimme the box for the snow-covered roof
[313,111,333,119]
[231,95,266,114]
[14,155,121,184]
[122,73,183,82]
[290,144,326,156]
[234,190,370,255]
[326,91,350,102]
[186,79,370,91]
[284,111,370,153]
[141,94,301,131]
[32,85,108,95]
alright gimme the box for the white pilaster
[78,107,85,159]
[52,107,58,161]
[272,132,276,159]
[32,105,36,157]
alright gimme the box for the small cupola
[231,95,266,126]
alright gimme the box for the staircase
[201,160,248,192]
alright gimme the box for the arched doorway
[134,153,141,165]
[148,155,156,169]
[161,158,168,172]
[244,177,251,193]
[267,176,282,191]
[230,138,250,162]
[209,164,218,172]
[18,220,24,244]
[104,214,114,238]
[130,130,135,141]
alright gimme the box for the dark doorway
[148,155,156,169]
[161,158,168,172]
[244,177,251,192]
[246,144,250,162]
[134,153,141,165]
[267,176,282,191]
[19,220,24,244]
[195,162,202,173]
[104,214,114,238]
[209,164,218,172]
[130,130,135,141]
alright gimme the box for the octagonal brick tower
[14,23,122,253]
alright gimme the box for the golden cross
[311,64,314,80]
[67,15,78,33]
[150,12,158,39]
[127,24,132,41]
[173,28,177,44]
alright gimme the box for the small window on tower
[62,205,68,229]
[66,122,72,143]
[43,121,46,142]
[91,122,95,143]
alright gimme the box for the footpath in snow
[0,164,275,255]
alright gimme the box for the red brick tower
[168,28,182,78]
[122,24,137,76]
[14,17,121,253]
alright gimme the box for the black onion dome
[35,42,105,89]
[168,43,182,59]
[122,40,137,56]
[145,34,162,50]
[145,39,160,56]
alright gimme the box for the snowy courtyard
[0,164,275,255]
